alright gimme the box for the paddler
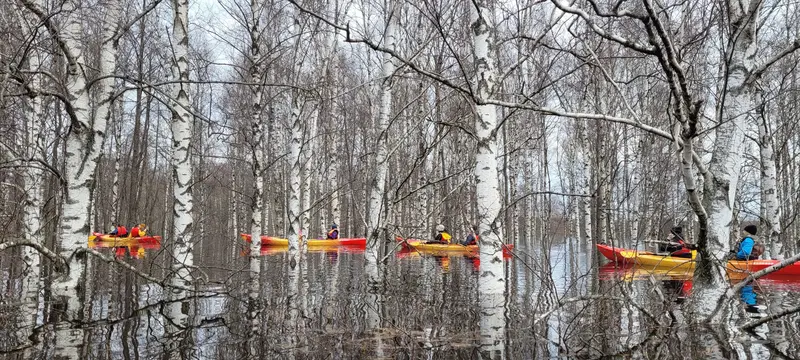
[326,223,339,240]
[658,226,692,258]
[110,223,128,237]
[461,225,479,245]
[428,224,451,244]
[129,223,147,238]
[734,225,764,260]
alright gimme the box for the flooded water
[2,238,800,359]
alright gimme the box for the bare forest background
[2,0,800,348]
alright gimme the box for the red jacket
[116,225,128,237]
[130,227,141,237]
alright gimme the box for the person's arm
[434,233,442,242]
[737,237,754,259]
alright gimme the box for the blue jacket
[736,236,755,260]
[740,285,756,306]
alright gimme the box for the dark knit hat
[744,225,757,235]
[671,226,683,236]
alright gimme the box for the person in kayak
[428,224,452,244]
[462,225,479,245]
[327,224,339,240]
[735,225,763,260]
[659,226,693,258]
[129,223,147,238]
[110,224,128,237]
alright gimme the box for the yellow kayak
[241,234,366,247]
[397,238,514,256]
[601,244,800,276]
[88,233,161,248]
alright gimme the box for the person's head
[472,225,478,233]
[671,226,683,238]
[138,223,146,229]
[744,225,757,236]
[436,224,445,233]
[331,223,338,229]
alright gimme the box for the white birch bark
[301,109,317,237]
[167,0,195,335]
[365,4,396,263]
[44,0,119,311]
[577,124,592,244]
[471,0,506,299]
[695,0,761,320]
[22,0,123,356]
[596,127,610,243]
[230,146,239,259]
[19,23,44,348]
[247,1,266,355]
[287,96,303,250]
[758,100,782,259]
[329,141,340,226]
[418,88,437,233]
[110,114,122,224]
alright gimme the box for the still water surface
[2,238,799,359]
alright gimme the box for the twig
[740,303,800,331]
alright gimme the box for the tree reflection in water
[2,241,800,358]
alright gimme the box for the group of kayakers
[430,224,479,245]
[108,223,148,238]
[660,224,764,260]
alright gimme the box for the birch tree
[365,0,397,268]
[167,0,195,334]
[471,0,505,295]
[287,95,304,250]
[247,0,267,355]
[15,0,45,348]
[12,0,125,356]
[471,0,507,354]
[758,97,782,259]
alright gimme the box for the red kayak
[241,234,366,247]
[596,244,653,264]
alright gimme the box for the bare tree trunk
[578,123,592,244]
[302,109,317,237]
[20,0,124,356]
[757,95,782,259]
[231,146,239,260]
[287,95,303,250]
[365,4,396,264]
[111,111,122,225]
[695,0,761,321]
[471,1,506,355]
[167,0,195,341]
[247,2,266,355]
[19,21,44,347]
